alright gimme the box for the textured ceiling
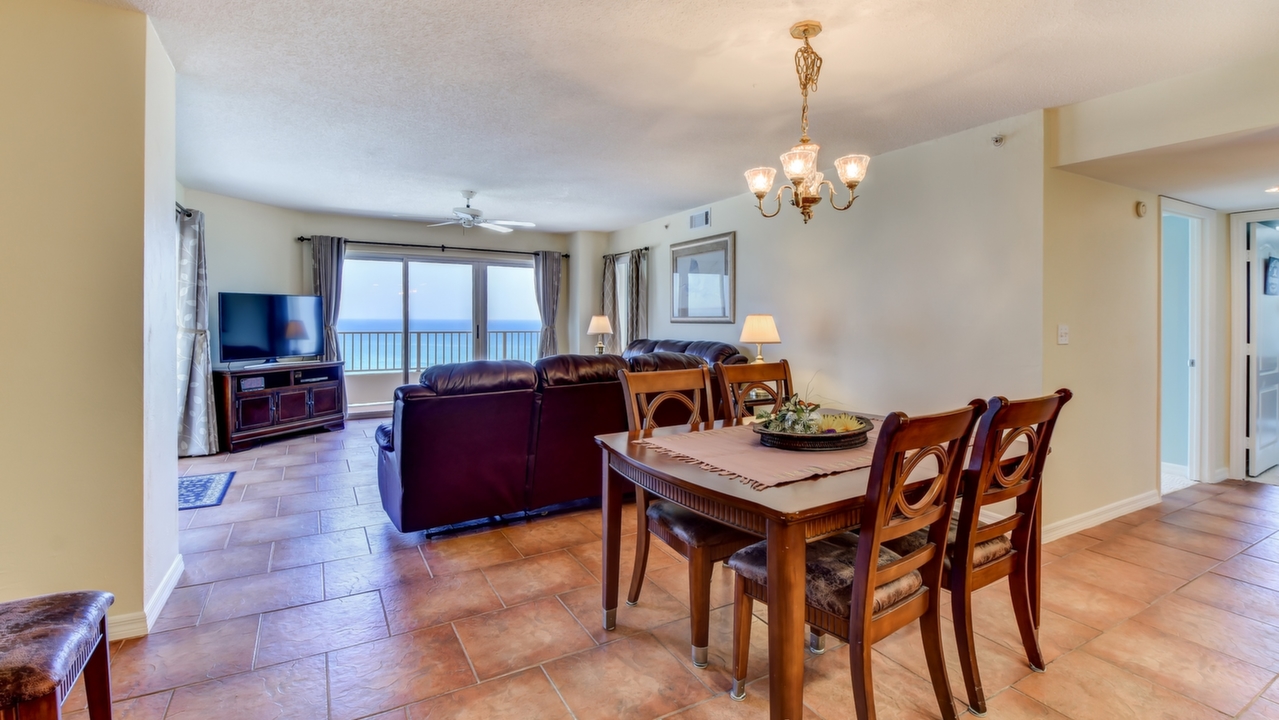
[111,0,1279,231]
[1064,126,1279,213]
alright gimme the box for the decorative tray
[751,414,875,452]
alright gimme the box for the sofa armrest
[375,423,394,452]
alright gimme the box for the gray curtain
[177,210,219,457]
[533,251,562,358]
[626,248,648,343]
[601,254,619,354]
[310,235,346,362]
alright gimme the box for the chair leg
[848,635,877,720]
[809,628,827,654]
[626,488,651,606]
[730,573,753,701]
[84,618,112,719]
[919,601,958,720]
[688,546,713,668]
[950,580,986,716]
[13,694,60,720]
[1009,557,1046,672]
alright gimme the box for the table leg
[767,519,806,720]
[601,451,625,631]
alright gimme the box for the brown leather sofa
[376,341,748,533]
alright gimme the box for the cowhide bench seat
[0,591,114,719]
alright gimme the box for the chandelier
[744,21,869,224]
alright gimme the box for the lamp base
[752,343,765,364]
[595,339,606,355]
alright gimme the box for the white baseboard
[1041,489,1161,544]
[1161,462,1189,478]
[109,554,184,640]
[1213,467,1231,483]
[108,611,149,640]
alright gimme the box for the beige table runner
[638,421,881,490]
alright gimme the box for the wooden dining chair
[885,389,1071,715]
[726,401,984,720]
[617,366,757,667]
[714,359,793,420]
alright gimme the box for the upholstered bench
[0,591,114,719]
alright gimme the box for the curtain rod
[295,236,568,259]
[175,202,192,217]
[606,246,650,258]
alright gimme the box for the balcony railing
[338,330,540,372]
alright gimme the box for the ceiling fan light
[780,150,817,184]
[745,167,777,198]
[835,154,870,187]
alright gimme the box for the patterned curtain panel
[533,251,562,358]
[626,248,648,344]
[310,235,346,363]
[601,254,619,354]
[177,210,219,457]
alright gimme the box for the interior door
[1250,222,1279,474]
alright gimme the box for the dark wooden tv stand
[213,361,345,453]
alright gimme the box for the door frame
[1231,208,1279,478]
[1160,197,1216,487]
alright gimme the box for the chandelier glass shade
[745,21,869,224]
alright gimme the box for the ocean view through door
[338,254,541,411]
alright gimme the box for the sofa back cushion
[528,354,630,509]
[380,360,537,532]
[622,338,748,366]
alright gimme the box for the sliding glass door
[338,253,540,409]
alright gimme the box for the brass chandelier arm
[818,179,857,211]
[755,185,795,218]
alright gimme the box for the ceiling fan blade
[424,220,459,228]
[490,220,536,228]
[477,222,514,233]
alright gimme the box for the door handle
[1190,359,1196,367]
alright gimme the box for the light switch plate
[1057,324,1069,345]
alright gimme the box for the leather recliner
[376,347,744,533]
[623,338,750,366]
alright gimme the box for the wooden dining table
[596,418,886,720]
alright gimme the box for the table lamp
[588,315,613,355]
[740,314,780,364]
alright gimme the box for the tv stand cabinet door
[310,385,341,417]
[236,395,274,430]
[277,388,311,423]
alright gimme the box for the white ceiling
[1062,125,1279,213]
[110,0,1279,232]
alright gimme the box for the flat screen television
[218,292,325,363]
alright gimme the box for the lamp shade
[744,167,777,198]
[834,154,870,186]
[740,314,780,344]
[588,315,613,335]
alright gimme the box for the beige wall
[142,18,181,611]
[566,232,609,354]
[1042,165,1160,523]
[0,0,176,635]
[609,112,1046,416]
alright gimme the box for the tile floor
[61,420,1279,718]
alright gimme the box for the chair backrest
[952,388,1072,563]
[853,401,984,626]
[715,360,794,420]
[618,366,716,432]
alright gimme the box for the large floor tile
[227,511,319,546]
[178,544,272,586]
[648,604,774,694]
[501,515,600,556]
[1043,550,1184,604]
[1126,519,1251,560]
[381,569,505,635]
[320,501,393,532]
[150,585,210,633]
[482,550,597,606]
[647,560,738,611]
[1014,649,1225,719]
[200,564,324,622]
[179,525,231,554]
[323,546,431,599]
[1190,498,1279,529]
[454,597,596,679]
[269,527,369,569]
[1211,552,1279,593]
[1038,572,1149,631]
[665,678,823,719]
[874,614,1036,705]
[420,530,523,576]
[800,648,966,719]
[979,688,1071,719]
[255,591,389,667]
[241,477,317,500]
[1042,533,1100,557]
[277,486,359,515]
[164,655,328,719]
[1159,509,1275,543]
[62,691,172,720]
[565,532,681,585]
[1088,533,1220,580]
[327,625,476,720]
[1241,698,1279,720]
[406,668,573,719]
[1082,619,1273,715]
[1246,535,1279,563]
[187,497,278,528]
[1131,593,1279,671]
[111,616,259,698]
[1178,572,1279,627]
[944,578,1099,664]
[544,633,712,720]
[560,580,689,644]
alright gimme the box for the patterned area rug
[179,472,236,510]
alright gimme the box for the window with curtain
[615,254,631,350]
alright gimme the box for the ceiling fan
[425,191,535,233]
